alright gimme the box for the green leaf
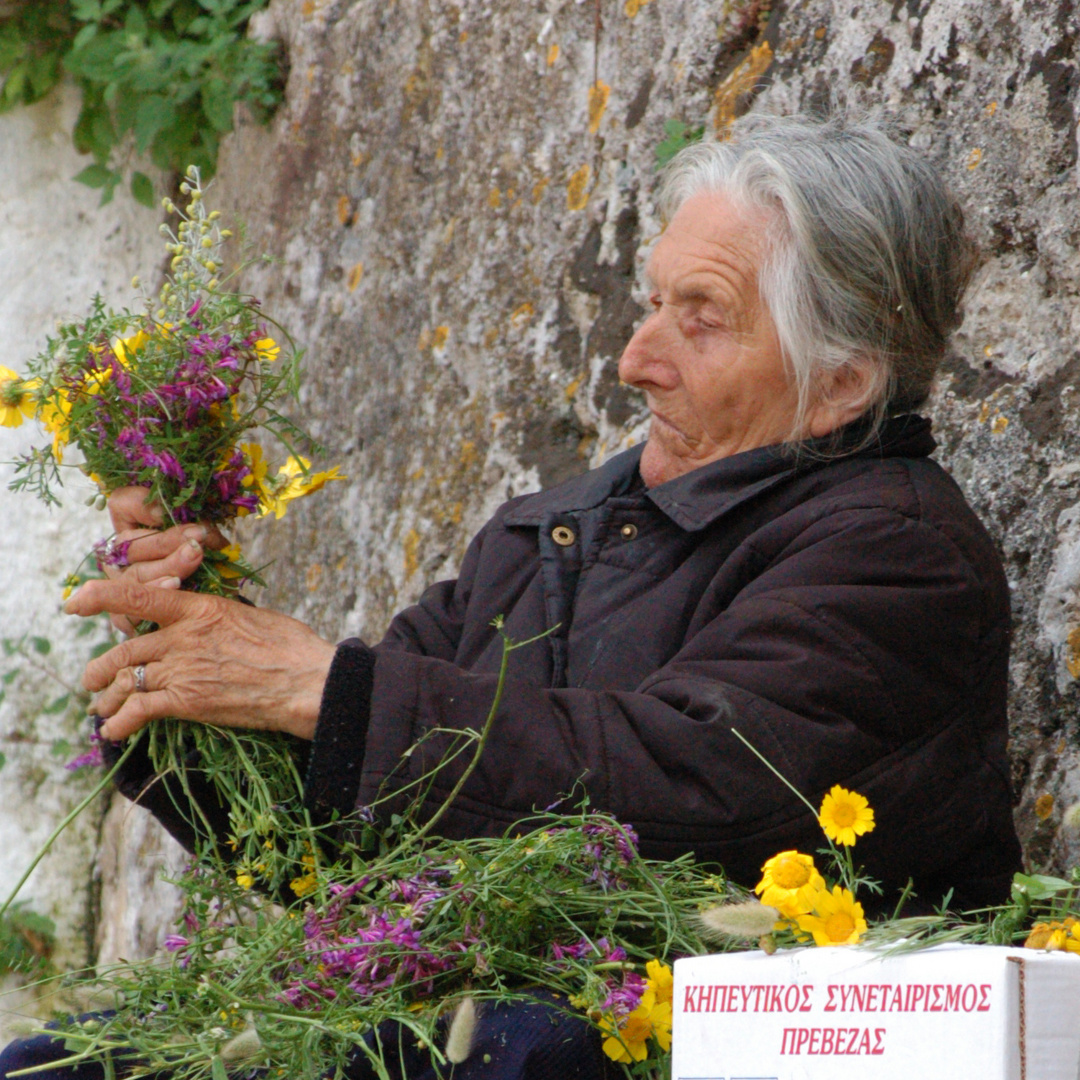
[1,671,17,686]
[0,752,7,772]
[50,739,71,759]
[90,641,114,659]
[130,170,154,207]
[71,23,99,52]
[70,0,103,21]
[200,75,232,132]
[30,636,51,656]
[73,162,114,188]
[43,694,71,716]
[211,1056,228,1080]
[134,94,176,152]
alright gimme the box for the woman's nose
[617,310,677,389]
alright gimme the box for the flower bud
[202,237,213,248]
[221,230,233,239]
[207,279,219,290]
[180,182,192,194]
[131,276,140,289]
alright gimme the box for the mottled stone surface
[211,0,1080,880]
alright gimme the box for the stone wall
[3,0,1080,989]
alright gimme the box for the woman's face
[618,190,800,488]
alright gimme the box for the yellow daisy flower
[755,850,827,918]
[818,784,875,847]
[796,885,867,947]
[645,959,673,1006]
[0,366,39,428]
[599,990,672,1064]
[1025,919,1080,954]
[255,337,280,363]
[235,872,255,890]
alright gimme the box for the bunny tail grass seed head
[445,996,479,1064]
[699,900,780,940]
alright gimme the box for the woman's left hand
[66,579,337,742]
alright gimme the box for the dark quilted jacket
[303,414,1021,911]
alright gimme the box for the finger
[108,487,163,533]
[82,632,170,693]
[117,523,228,565]
[99,689,180,742]
[66,578,204,629]
[108,577,182,632]
[121,539,205,584]
[90,662,162,719]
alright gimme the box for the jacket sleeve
[309,502,1018,905]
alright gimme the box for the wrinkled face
[618,191,799,488]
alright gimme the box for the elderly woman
[0,112,1020,1079]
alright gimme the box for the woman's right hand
[103,487,225,633]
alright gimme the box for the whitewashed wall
[0,82,184,1035]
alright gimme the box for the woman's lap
[0,997,614,1080]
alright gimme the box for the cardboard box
[673,943,1080,1079]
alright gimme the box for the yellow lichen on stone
[986,101,998,117]
[547,43,559,66]
[1035,793,1055,820]
[347,263,364,291]
[714,42,773,136]
[488,188,502,209]
[510,302,534,328]
[306,563,324,592]
[978,402,992,423]
[967,148,983,170]
[337,195,353,225]
[433,326,450,350]
[991,415,1009,434]
[459,440,479,467]
[1068,627,1080,678]
[567,165,591,211]
[624,0,653,16]
[532,176,550,204]
[403,528,421,580]
[588,81,610,134]
[564,377,582,400]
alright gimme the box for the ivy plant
[0,0,282,206]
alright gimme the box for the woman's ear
[805,359,883,439]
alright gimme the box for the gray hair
[657,112,976,447]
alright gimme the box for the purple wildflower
[65,745,104,771]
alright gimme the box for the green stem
[0,736,140,921]
[389,622,555,859]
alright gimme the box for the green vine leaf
[0,0,282,203]
[130,169,154,207]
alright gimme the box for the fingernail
[183,526,208,540]
[183,538,202,557]
[157,576,182,589]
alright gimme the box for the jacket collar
[503,414,936,532]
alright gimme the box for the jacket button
[551,525,575,546]
[620,523,638,540]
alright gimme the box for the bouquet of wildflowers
[3,164,341,600]
[0,166,342,896]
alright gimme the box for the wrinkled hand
[66,578,337,742]
[103,487,226,633]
